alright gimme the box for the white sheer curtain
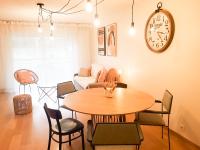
[0,21,92,92]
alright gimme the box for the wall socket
[180,123,184,130]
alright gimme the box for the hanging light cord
[131,0,134,23]
[96,0,98,15]
[56,0,71,12]
[62,0,84,13]
[37,0,105,35]
[39,0,105,16]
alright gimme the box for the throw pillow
[98,68,107,82]
[95,71,101,83]
[79,68,91,77]
[105,68,119,82]
[18,71,34,84]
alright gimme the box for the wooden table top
[63,88,155,115]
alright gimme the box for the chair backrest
[116,82,127,88]
[57,81,76,98]
[14,69,38,84]
[44,103,62,131]
[92,122,143,146]
[162,90,173,114]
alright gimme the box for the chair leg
[69,134,71,146]
[75,111,77,119]
[48,131,51,150]
[138,145,141,150]
[71,111,77,119]
[29,84,31,93]
[23,85,25,94]
[168,115,171,150]
[168,126,171,150]
[81,129,85,150]
[72,111,74,118]
[92,145,95,150]
[138,145,140,150]
[59,134,62,150]
[19,84,21,94]
[136,145,140,150]
[162,125,164,139]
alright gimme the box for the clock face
[145,9,175,52]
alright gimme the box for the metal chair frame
[91,122,143,150]
[14,69,38,94]
[57,81,77,118]
[43,103,85,150]
[137,89,173,150]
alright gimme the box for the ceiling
[0,0,130,23]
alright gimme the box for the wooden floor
[0,92,199,150]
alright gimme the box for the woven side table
[13,94,32,115]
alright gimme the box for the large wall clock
[145,2,175,53]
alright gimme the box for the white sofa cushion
[74,76,96,89]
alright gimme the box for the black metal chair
[87,114,127,142]
[57,81,77,118]
[87,82,128,142]
[136,90,173,150]
[116,82,127,88]
[43,103,85,150]
[92,122,143,150]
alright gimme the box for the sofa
[74,64,120,90]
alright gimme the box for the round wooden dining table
[63,88,155,115]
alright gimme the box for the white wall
[92,0,200,146]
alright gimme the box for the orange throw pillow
[95,71,101,82]
[79,68,91,77]
[98,68,107,82]
[17,72,34,84]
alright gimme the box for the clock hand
[157,31,165,34]
[157,32,163,42]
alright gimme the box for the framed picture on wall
[98,27,106,56]
[106,23,117,56]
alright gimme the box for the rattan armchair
[14,69,38,94]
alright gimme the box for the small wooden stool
[13,94,32,115]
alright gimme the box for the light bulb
[38,24,42,33]
[94,14,100,27]
[129,22,135,36]
[50,22,54,31]
[85,0,93,12]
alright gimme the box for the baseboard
[171,129,200,149]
